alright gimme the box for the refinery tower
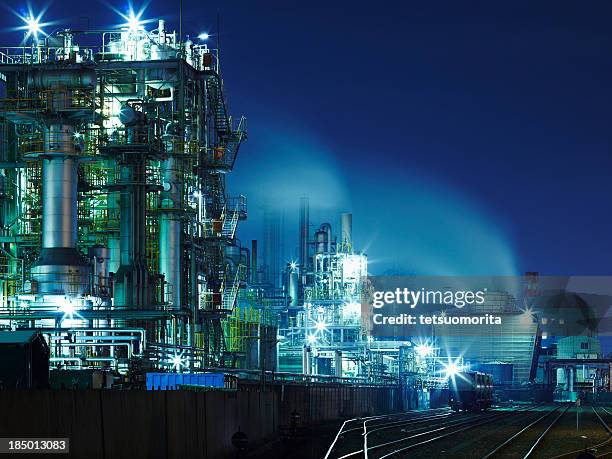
[0,16,250,373]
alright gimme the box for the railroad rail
[326,404,541,459]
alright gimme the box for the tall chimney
[251,239,258,283]
[341,212,352,252]
[299,197,309,270]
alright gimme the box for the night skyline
[2,0,611,276]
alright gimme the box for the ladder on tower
[222,264,245,311]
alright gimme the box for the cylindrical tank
[288,265,299,308]
[28,67,95,298]
[159,155,182,308]
[320,223,332,253]
[27,68,96,89]
[158,19,166,44]
[224,245,242,270]
[556,367,567,389]
[315,230,327,254]
[119,104,145,126]
[41,155,78,248]
[89,246,110,295]
[31,122,90,296]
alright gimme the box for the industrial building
[0,5,609,411]
[278,199,369,377]
[0,14,252,376]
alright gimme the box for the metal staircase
[221,206,239,239]
[223,116,247,170]
[222,264,245,311]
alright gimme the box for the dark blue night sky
[2,0,612,276]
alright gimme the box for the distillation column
[159,143,182,309]
[29,70,96,297]
[114,157,150,308]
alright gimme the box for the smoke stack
[251,240,258,283]
[299,197,309,270]
[341,212,352,252]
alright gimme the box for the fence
[0,382,400,458]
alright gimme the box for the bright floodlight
[19,11,47,41]
[26,16,41,36]
[289,261,297,270]
[443,361,461,379]
[127,11,143,32]
[306,334,317,344]
[415,343,433,358]
[315,321,327,332]
[113,3,153,32]
[59,299,75,315]
[198,33,210,40]
[171,351,186,371]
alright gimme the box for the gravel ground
[361,405,612,459]
[249,404,612,459]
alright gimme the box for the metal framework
[0,20,250,374]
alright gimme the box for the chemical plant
[0,8,611,459]
[0,13,249,374]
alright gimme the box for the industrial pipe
[27,68,96,89]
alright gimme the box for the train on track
[448,371,493,412]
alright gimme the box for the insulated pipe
[68,328,146,350]
[159,154,182,309]
[59,342,134,358]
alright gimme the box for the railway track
[547,406,612,459]
[325,404,541,459]
[482,404,612,459]
[324,403,612,459]
[324,408,454,459]
[481,404,570,458]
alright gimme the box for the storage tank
[315,230,327,254]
